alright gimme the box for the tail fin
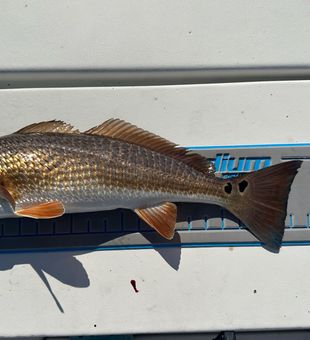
[226,160,302,252]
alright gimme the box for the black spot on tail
[238,180,248,193]
[224,182,232,194]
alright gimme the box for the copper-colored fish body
[0,119,302,252]
[0,132,223,213]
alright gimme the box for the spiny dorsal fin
[135,202,177,240]
[85,119,214,175]
[16,120,80,134]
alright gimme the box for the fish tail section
[225,160,302,252]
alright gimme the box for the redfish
[0,119,302,252]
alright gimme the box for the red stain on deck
[130,280,139,293]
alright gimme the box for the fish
[0,119,302,252]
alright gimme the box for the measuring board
[0,143,307,253]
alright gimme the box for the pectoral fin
[15,201,65,219]
[0,185,16,209]
[135,202,177,240]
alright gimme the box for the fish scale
[0,133,216,210]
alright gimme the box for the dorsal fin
[85,119,214,175]
[16,120,80,134]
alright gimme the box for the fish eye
[238,180,248,193]
[224,182,232,194]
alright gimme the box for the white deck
[0,0,309,336]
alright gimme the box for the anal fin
[135,202,177,240]
[15,201,65,219]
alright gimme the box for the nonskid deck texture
[0,143,307,252]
